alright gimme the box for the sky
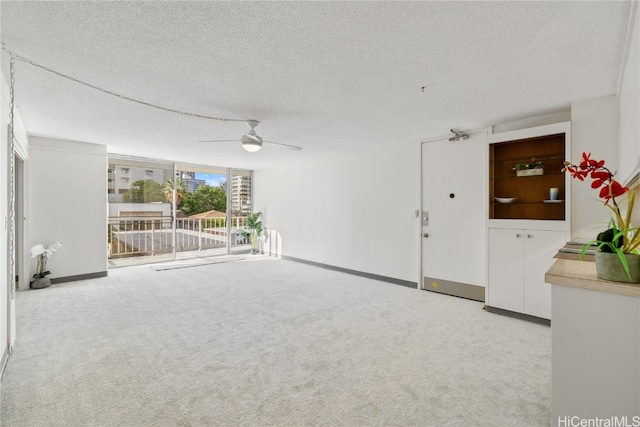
[196,172,226,187]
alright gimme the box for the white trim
[15,154,29,292]
[417,140,424,290]
[488,121,572,144]
[622,165,640,189]
[108,152,251,173]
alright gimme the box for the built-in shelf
[489,133,566,220]
[486,122,571,323]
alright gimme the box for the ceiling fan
[199,120,303,152]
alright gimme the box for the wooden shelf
[493,201,565,205]
[489,133,566,220]
[490,153,565,165]
[491,171,565,180]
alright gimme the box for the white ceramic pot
[30,277,51,289]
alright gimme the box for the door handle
[423,233,429,238]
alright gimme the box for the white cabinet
[488,227,566,319]
[486,122,571,321]
[548,261,640,421]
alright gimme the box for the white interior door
[421,132,488,289]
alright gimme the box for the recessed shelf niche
[489,133,566,220]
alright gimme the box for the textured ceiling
[0,1,634,170]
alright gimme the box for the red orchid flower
[599,180,629,204]
[566,152,628,204]
[579,152,605,170]
[590,170,612,189]
[566,166,588,181]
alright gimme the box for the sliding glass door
[174,165,228,256]
[230,170,253,254]
[107,158,174,263]
[108,156,253,266]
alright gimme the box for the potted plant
[564,152,640,283]
[514,157,545,176]
[236,212,264,255]
[29,241,62,289]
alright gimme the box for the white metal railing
[108,215,249,258]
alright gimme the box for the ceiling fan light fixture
[242,141,262,152]
[241,120,263,151]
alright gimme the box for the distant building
[179,171,206,193]
[108,164,172,203]
[231,175,251,215]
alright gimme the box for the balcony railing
[107,216,248,258]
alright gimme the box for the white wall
[570,96,620,240]
[618,3,639,185]
[254,142,420,283]
[568,4,638,238]
[29,137,107,280]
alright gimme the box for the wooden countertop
[546,258,640,298]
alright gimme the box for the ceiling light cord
[0,44,246,123]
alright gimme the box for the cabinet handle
[527,234,533,239]
[516,234,522,238]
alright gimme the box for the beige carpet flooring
[1,258,550,426]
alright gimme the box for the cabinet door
[488,228,524,312]
[523,230,566,319]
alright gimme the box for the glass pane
[107,159,255,265]
[107,158,174,265]
[176,165,228,256]
[230,170,253,254]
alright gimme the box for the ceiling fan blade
[197,139,240,143]
[263,140,303,151]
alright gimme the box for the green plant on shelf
[513,157,544,171]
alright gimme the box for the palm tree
[164,177,187,208]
